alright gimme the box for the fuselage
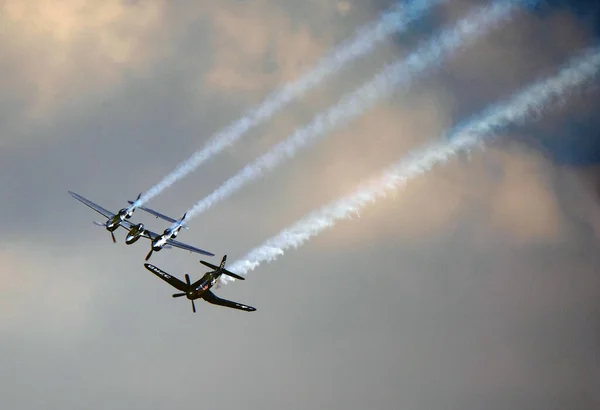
[151,224,184,251]
[125,223,145,244]
[186,273,218,300]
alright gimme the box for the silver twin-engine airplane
[69,191,214,260]
[139,211,208,261]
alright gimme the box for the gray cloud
[1,1,599,410]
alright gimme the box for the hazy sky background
[1,1,599,409]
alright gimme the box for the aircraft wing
[69,191,115,219]
[138,228,160,240]
[166,238,214,257]
[144,263,188,292]
[118,219,136,231]
[202,290,256,312]
[127,201,179,224]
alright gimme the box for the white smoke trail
[184,0,522,220]
[225,45,600,282]
[135,0,446,207]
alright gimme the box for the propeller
[144,243,172,261]
[93,221,116,243]
[184,274,196,313]
[145,249,153,261]
[172,293,186,298]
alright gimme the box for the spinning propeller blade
[185,274,191,285]
[92,221,115,243]
[145,249,153,261]
[172,293,186,298]
[191,300,196,313]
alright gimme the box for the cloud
[202,0,333,97]
[0,2,598,408]
[0,0,166,120]
[256,2,598,250]
[337,1,353,15]
[0,242,96,337]
[301,143,565,248]
[548,164,600,241]
[482,145,565,241]
[439,2,592,114]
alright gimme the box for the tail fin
[127,193,142,209]
[180,212,189,230]
[200,255,245,280]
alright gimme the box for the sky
[1,1,599,409]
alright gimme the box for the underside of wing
[127,201,179,224]
[166,239,214,256]
[202,290,256,312]
[69,191,115,219]
[144,263,188,292]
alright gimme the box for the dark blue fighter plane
[144,255,256,313]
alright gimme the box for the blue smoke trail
[183,0,524,221]
[135,0,446,207]
[224,45,600,281]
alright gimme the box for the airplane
[69,191,214,259]
[69,191,176,243]
[141,212,214,261]
[144,255,256,313]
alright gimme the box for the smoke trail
[225,45,600,282]
[135,0,445,207]
[184,0,523,220]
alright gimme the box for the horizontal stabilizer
[221,269,244,281]
[200,259,245,280]
[200,260,219,271]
